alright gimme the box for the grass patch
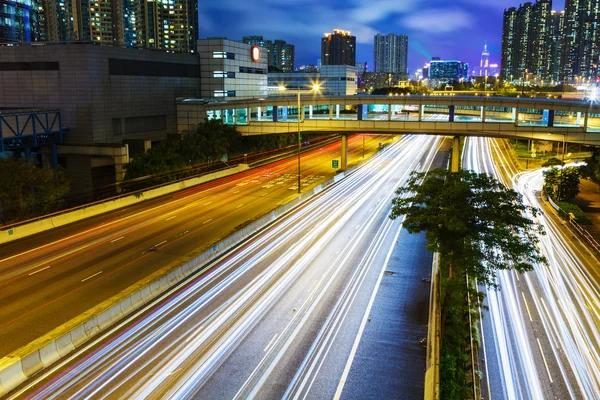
[557,201,593,224]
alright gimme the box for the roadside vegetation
[0,157,70,224]
[390,168,546,399]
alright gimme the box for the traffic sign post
[332,160,339,169]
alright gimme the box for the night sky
[201,0,566,74]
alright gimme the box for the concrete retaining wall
[0,168,351,396]
[0,164,249,245]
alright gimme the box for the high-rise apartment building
[0,0,40,42]
[429,59,469,82]
[242,36,295,72]
[321,29,356,66]
[503,0,600,83]
[5,0,198,53]
[501,0,553,82]
[373,33,408,75]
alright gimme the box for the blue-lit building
[429,59,469,82]
[0,0,39,42]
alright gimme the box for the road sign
[332,160,339,168]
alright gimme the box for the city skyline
[200,0,567,73]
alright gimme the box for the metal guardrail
[547,195,600,253]
[424,253,441,400]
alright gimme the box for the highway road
[464,137,600,400]
[9,135,444,399]
[0,134,392,358]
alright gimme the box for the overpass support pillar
[547,109,555,127]
[341,134,348,171]
[358,104,364,121]
[273,106,278,122]
[448,105,455,122]
[387,104,392,120]
[513,107,519,126]
[451,136,460,172]
[336,104,341,119]
[309,105,313,119]
[480,107,486,122]
[329,106,333,120]
[583,112,589,130]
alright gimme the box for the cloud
[402,9,473,33]
[347,0,421,23]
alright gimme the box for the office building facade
[429,59,469,82]
[241,36,295,72]
[268,65,357,96]
[373,33,408,76]
[199,38,268,99]
[321,29,356,66]
[0,0,40,42]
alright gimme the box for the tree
[389,169,546,335]
[580,148,600,185]
[541,157,564,167]
[0,157,70,223]
[543,166,581,201]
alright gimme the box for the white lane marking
[236,204,244,209]
[155,240,167,247]
[81,271,103,282]
[262,193,268,197]
[203,201,212,206]
[110,236,124,243]
[233,190,240,194]
[521,292,533,322]
[165,216,177,221]
[203,219,213,225]
[29,266,51,276]
[263,333,279,353]
[536,338,554,383]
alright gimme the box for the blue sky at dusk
[201,0,566,74]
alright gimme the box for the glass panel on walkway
[303,105,329,120]
[454,106,482,122]
[250,106,274,122]
[339,105,357,120]
[517,108,543,126]
[485,106,514,123]
[235,108,248,125]
[390,104,419,121]
[422,105,449,122]
[366,104,388,121]
[207,110,222,121]
[223,109,235,125]
[588,112,600,131]
[554,111,581,127]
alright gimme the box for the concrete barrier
[424,253,441,400]
[0,166,356,397]
[0,164,250,245]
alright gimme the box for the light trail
[465,137,600,400]
[11,135,442,399]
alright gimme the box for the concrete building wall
[0,43,200,146]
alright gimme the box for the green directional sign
[332,160,339,169]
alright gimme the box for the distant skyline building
[561,0,600,81]
[321,29,356,66]
[479,44,490,76]
[373,33,408,76]
[355,62,368,73]
[242,36,295,72]
[429,59,469,82]
[4,0,198,53]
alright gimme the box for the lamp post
[296,84,321,193]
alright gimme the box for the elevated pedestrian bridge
[178,95,600,146]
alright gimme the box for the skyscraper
[321,29,356,66]
[0,0,40,43]
[561,0,600,81]
[373,33,408,75]
[242,36,295,72]
[479,44,490,76]
[501,1,553,82]
[550,11,565,82]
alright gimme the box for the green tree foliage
[0,158,70,223]
[580,148,600,185]
[541,157,564,167]
[390,169,546,287]
[543,167,581,201]
[370,86,431,95]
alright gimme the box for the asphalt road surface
[0,134,392,357]
[9,135,444,399]
[465,137,600,400]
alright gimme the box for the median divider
[424,252,441,400]
[0,164,250,246]
[0,168,354,397]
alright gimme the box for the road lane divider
[81,271,103,283]
[0,164,250,246]
[0,166,357,397]
[28,266,50,276]
[110,237,125,243]
[165,216,177,221]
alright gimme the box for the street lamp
[296,84,321,193]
